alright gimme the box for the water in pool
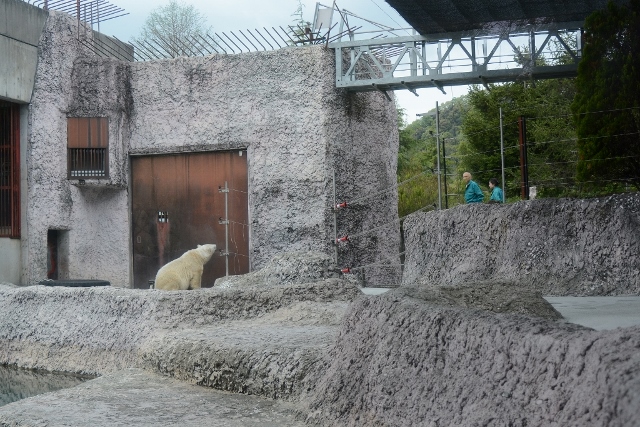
[0,364,94,406]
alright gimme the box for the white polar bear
[154,244,217,291]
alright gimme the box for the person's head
[463,172,472,183]
[489,178,499,189]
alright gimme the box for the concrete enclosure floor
[544,296,640,330]
[0,369,305,426]
[362,289,640,331]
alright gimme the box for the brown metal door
[131,150,249,288]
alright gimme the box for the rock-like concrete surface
[214,251,353,288]
[2,193,640,425]
[141,301,348,400]
[304,290,640,427]
[0,279,359,377]
[402,193,640,296]
[395,280,563,319]
[0,369,305,427]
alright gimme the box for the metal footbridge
[321,0,628,96]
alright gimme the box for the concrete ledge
[0,369,305,426]
[304,290,640,426]
[402,193,640,296]
[0,281,360,376]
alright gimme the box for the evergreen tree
[572,0,640,189]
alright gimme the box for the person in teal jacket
[488,178,504,203]
[463,172,484,203]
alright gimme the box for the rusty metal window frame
[67,117,109,179]
[0,102,20,239]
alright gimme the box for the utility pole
[518,116,529,200]
[417,103,442,210]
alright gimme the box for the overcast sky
[97,0,467,123]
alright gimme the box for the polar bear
[154,244,217,291]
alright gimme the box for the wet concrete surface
[544,296,640,330]
[0,369,305,427]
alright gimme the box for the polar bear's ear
[197,244,202,248]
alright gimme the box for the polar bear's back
[154,253,195,290]
[154,244,216,291]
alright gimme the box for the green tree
[459,79,576,201]
[133,0,211,58]
[289,0,314,45]
[396,97,470,215]
[572,0,640,189]
[397,113,438,217]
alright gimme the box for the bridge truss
[329,20,583,97]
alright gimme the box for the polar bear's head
[196,244,217,262]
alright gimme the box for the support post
[333,170,338,265]
[518,116,529,200]
[218,182,230,276]
[500,107,506,202]
[437,102,447,208]
[435,101,442,209]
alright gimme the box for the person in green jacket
[463,172,484,203]
[488,178,504,203]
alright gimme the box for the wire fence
[335,105,639,277]
[423,106,640,205]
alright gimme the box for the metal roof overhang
[383,0,627,35]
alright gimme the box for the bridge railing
[329,21,584,94]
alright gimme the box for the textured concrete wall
[0,239,20,283]
[26,12,131,286]
[0,0,47,102]
[24,11,400,287]
[402,193,640,295]
[122,49,400,285]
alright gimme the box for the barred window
[67,117,109,179]
[0,102,20,238]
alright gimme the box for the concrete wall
[0,0,47,103]
[24,11,132,286]
[402,193,640,295]
[23,11,401,287]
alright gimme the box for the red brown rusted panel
[67,117,108,148]
[10,104,20,238]
[131,150,249,288]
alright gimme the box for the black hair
[489,178,499,186]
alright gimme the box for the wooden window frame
[0,102,20,239]
[67,117,109,179]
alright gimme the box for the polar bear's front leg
[189,266,204,289]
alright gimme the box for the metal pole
[437,102,448,208]
[224,181,229,276]
[218,182,230,276]
[333,170,338,265]
[435,101,442,210]
[500,107,506,202]
[518,116,529,200]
